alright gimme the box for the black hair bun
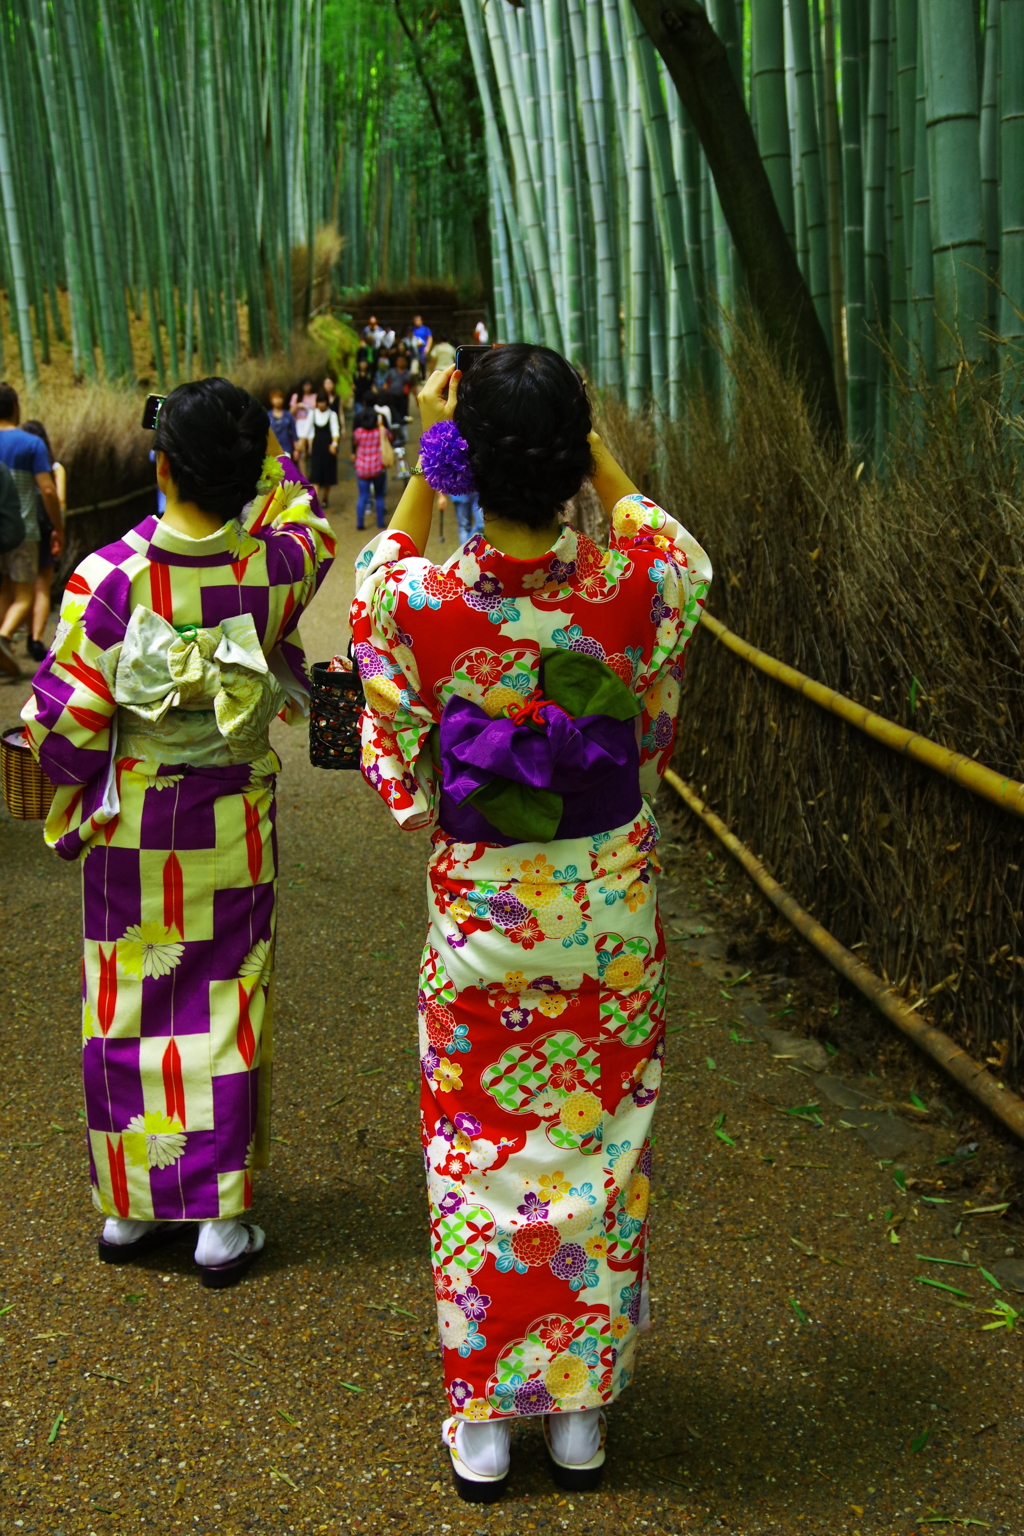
[454,345,593,529]
[154,377,268,522]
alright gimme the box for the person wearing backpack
[351,404,393,530]
[0,382,64,678]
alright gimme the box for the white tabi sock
[454,1418,512,1479]
[194,1217,263,1267]
[102,1217,161,1246]
[547,1407,602,1466]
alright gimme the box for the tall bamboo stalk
[788,0,831,345]
[752,0,796,244]
[1001,0,1024,361]
[921,0,987,372]
[840,0,868,441]
[980,0,1001,334]
[863,0,890,430]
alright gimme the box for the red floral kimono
[351,495,711,1422]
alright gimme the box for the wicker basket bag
[2,728,56,820]
[309,657,364,770]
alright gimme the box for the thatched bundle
[590,329,1024,1086]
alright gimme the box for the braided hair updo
[454,344,594,529]
[155,377,268,522]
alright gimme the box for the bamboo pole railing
[699,609,1024,818]
[663,768,1024,1143]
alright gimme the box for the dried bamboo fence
[591,329,1024,1090]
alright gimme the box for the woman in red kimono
[351,349,711,1500]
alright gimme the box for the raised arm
[587,431,640,517]
[385,364,460,556]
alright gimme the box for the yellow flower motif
[462,1398,491,1421]
[624,1173,651,1220]
[586,1234,610,1260]
[611,1146,639,1191]
[603,954,645,991]
[449,898,473,924]
[545,1352,589,1399]
[518,880,560,910]
[257,454,285,490]
[495,861,519,882]
[519,855,555,881]
[611,1314,631,1339]
[434,1059,464,1093]
[118,923,185,979]
[538,1171,570,1202]
[537,993,568,1018]
[624,880,650,913]
[536,892,585,941]
[482,685,525,718]
[363,675,402,717]
[503,969,529,993]
[122,1112,186,1170]
[559,1091,603,1136]
[81,1003,96,1042]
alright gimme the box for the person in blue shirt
[0,382,63,677]
[267,387,299,460]
[412,312,433,370]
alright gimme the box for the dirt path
[1,456,1023,1536]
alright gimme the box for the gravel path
[1,458,1023,1536]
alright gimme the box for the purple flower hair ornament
[419,419,476,496]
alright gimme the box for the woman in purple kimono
[22,379,334,1287]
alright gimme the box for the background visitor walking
[0,382,63,677]
[300,392,341,508]
[351,403,392,529]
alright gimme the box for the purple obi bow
[438,694,641,846]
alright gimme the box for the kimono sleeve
[349,529,439,831]
[21,556,128,858]
[610,492,713,795]
[250,456,336,714]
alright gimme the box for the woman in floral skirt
[350,348,711,1499]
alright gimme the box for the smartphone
[141,394,165,431]
[454,344,492,373]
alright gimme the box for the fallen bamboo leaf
[790,1237,815,1255]
[92,1367,128,1384]
[225,1347,258,1366]
[91,1502,114,1514]
[383,1329,406,1337]
[979,1267,1002,1290]
[961,1203,1010,1216]
[685,1422,703,1439]
[910,1428,931,1452]
[47,1410,64,1444]
[980,1299,1018,1331]
[916,1256,974,1267]
[920,1196,953,1204]
[915,1277,971,1298]
[276,1407,299,1425]
[706,1057,716,1071]
[917,1517,990,1528]
[789,1298,807,1324]
[358,1067,384,1077]
[338,1381,363,1393]
[715,1128,736,1146]
[894,1168,908,1192]
[269,1136,290,1144]
[0,1304,14,1316]
[909,1094,929,1112]
[787,1163,829,1169]
[171,1479,185,1504]
[269,1467,299,1489]
[970,1421,998,1436]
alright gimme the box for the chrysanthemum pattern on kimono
[352,495,711,1420]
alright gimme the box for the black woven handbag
[309,655,364,769]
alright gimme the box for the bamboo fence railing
[664,767,1024,1144]
[698,610,1024,818]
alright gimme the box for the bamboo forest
[2,4,1024,1534]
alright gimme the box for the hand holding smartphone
[454,344,492,374]
[141,395,165,431]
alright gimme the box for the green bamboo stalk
[752,0,796,244]
[527,0,562,326]
[482,0,562,350]
[840,0,869,441]
[545,0,585,364]
[921,0,987,371]
[460,0,540,341]
[0,22,36,386]
[980,0,1000,333]
[911,20,937,373]
[788,0,831,346]
[1001,0,1024,361]
[567,0,621,388]
[627,41,651,407]
[822,0,846,406]
[895,0,919,308]
[864,0,890,426]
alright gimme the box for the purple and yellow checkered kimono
[22,457,334,1222]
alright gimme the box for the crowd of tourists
[15,341,711,1506]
